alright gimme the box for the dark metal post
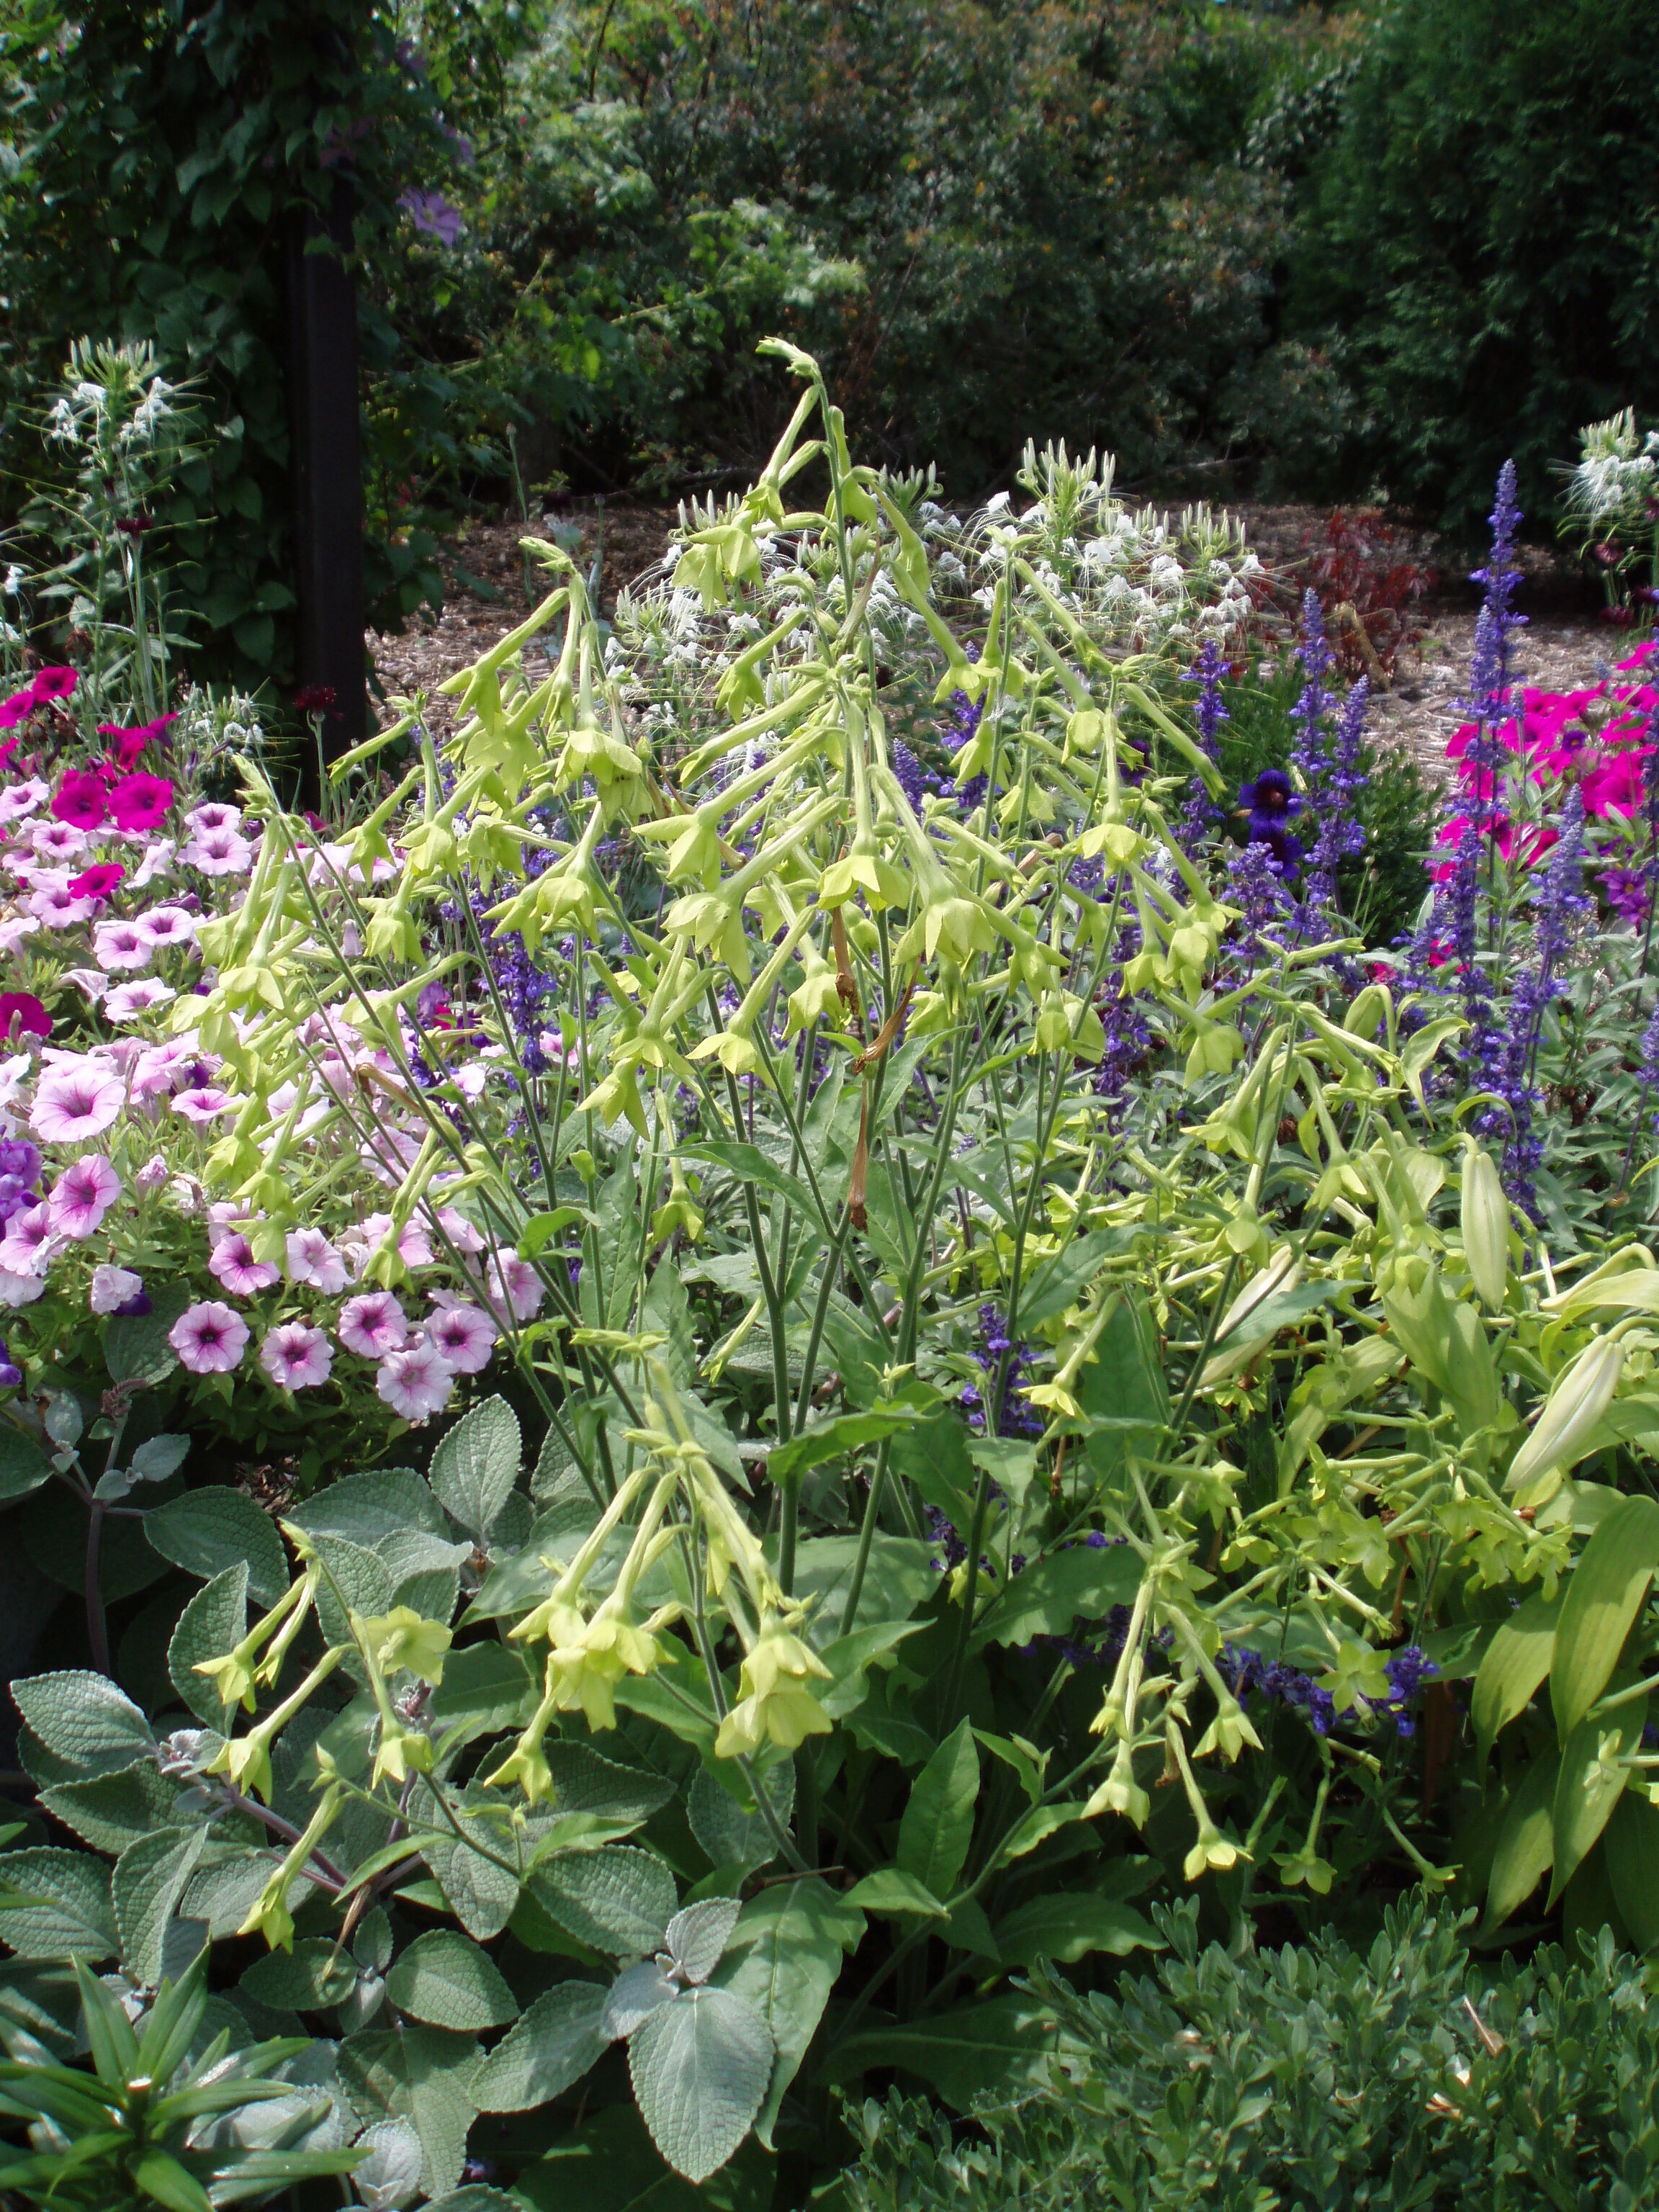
[286,175,367,778]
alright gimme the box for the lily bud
[1505,1334,1625,1493]
[1460,1145,1511,1309]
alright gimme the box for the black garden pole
[286,172,367,788]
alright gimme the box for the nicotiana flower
[207,1232,281,1297]
[286,1226,348,1293]
[339,1290,410,1357]
[104,978,176,1022]
[93,917,153,971]
[168,1300,250,1375]
[376,1340,455,1422]
[46,1153,121,1239]
[31,1060,125,1143]
[426,1299,498,1374]
[260,1321,333,1390]
[89,1264,148,1316]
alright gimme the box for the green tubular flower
[194,1572,313,1714]
[1084,1737,1151,1829]
[714,1618,834,1760]
[237,1782,344,1953]
[358,1606,452,1689]
[207,1647,344,1804]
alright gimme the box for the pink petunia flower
[133,1154,170,1194]
[172,1087,233,1123]
[183,824,253,875]
[487,1251,545,1321]
[425,1299,498,1374]
[133,904,196,949]
[431,1205,485,1255]
[0,1202,60,1279]
[46,1153,121,1240]
[0,778,48,822]
[130,839,176,889]
[185,801,240,835]
[51,770,107,832]
[108,773,174,834]
[89,1264,145,1316]
[259,1321,333,1391]
[359,1212,434,1270]
[28,877,99,929]
[207,1231,280,1297]
[104,979,176,1023]
[338,1290,410,1357]
[285,1226,348,1293]
[31,667,76,703]
[169,1300,249,1375]
[69,861,125,902]
[130,1037,203,1100]
[31,818,88,861]
[0,686,36,732]
[376,1340,456,1423]
[0,1265,45,1309]
[31,1061,125,1143]
[93,918,152,972]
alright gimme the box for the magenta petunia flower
[206,1231,280,1298]
[169,1300,249,1375]
[31,667,77,703]
[108,773,174,834]
[425,1299,498,1374]
[259,1321,333,1390]
[69,861,125,902]
[31,1061,125,1143]
[338,1290,410,1357]
[92,917,151,972]
[0,687,35,731]
[46,1153,121,1240]
[96,714,178,769]
[50,770,107,832]
[376,1340,455,1422]
[285,1226,348,1294]
[0,992,50,1041]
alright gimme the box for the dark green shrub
[842,1897,1659,2212]
[1287,0,1659,540]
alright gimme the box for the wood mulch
[369,495,1625,780]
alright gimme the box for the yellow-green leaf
[1548,1703,1642,1906]
[1472,1591,1560,1766]
[1550,1493,1659,1743]
[1484,1749,1560,1931]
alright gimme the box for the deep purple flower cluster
[1462,462,1527,827]
[892,739,948,814]
[1222,1642,1439,1740]
[0,1136,42,1226]
[961,1300,1045,1439]
[0,1337,19,1389]
[1179,641,1228,852]
[1285,592,1369,922]
[1094,954,1152,1126]
[1236,768,1303,873]
[1490,788,1589,1211]
[1226,839,1291,973]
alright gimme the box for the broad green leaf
[40,1760,178,1856]
[992,1892,1161,1967]
[714,1877,862,2149]
[896,1717,979,1897]
[819,1993,1074,2110]
[427,1643,535,1741]
[992,1800,1095,1864]
[287,1467,450,1551]
[241,1938,357,2011]
[887,1413,976,1533]
[818,1622,927,1723]
[0,1421,51,1504]
[1606,1791,1659,1951]
[1549,1703,1642,1906]
[684,1141,827,1238]
[844,1869,945,1917]
[972,1542,1141,1647]
[102,1283,190,1388]
[144,1488,288,1609]
[11,1671,153,1778]
[529,1845,677,1959]
[168,1563,250,1725]
[642,1258,696,1390]
[665,1899,742,1987]
[311,1532,396,1654]
[130,1434,191,1484]
[1078,1293,1168,1478]
[511,2103,775,2212]
[429,1396,522,1542]
[1551,1493,1659,1742]
[786,1534,936,1637]
[338,2024,480,2201]
[765,1405,925,1487]
[181,1848,307,1940]
[629,1984,775,2184]
[688,1764,793,1875]
[385,1930,518,2030]
[1484,1750,1561,1931]
[0,1846,118,1959]
[474,1981,608,2113]
[544,1740,678,1825]
[1472,1591,1560,1764]
[1018,1232,1125,1331]
[419,1825,521,1946]
[113,1824,207,1989]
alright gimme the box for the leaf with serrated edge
[385,1930,518,2030]
[168,1564,249,1726]
[0,1845,118,1959]
[429,1396,522,1542]
[529,1846,676,1958]
[113,1825,206,1989]
[143,1488,288,1609]
[473,1983,608,2113]
[11,1672,153,1777]
[629,1984,774,2184]
[715,1877,862,2149]
[601,1961,678,2039]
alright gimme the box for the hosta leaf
[1484,1750,1561,1931]
[429,1396,522,1542]
[385,1930,518,2030]
[473,1982,608,2112]
[629,1984,774,2183]
[143,1486,288,1608]
[1549,1702,1643,1906]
